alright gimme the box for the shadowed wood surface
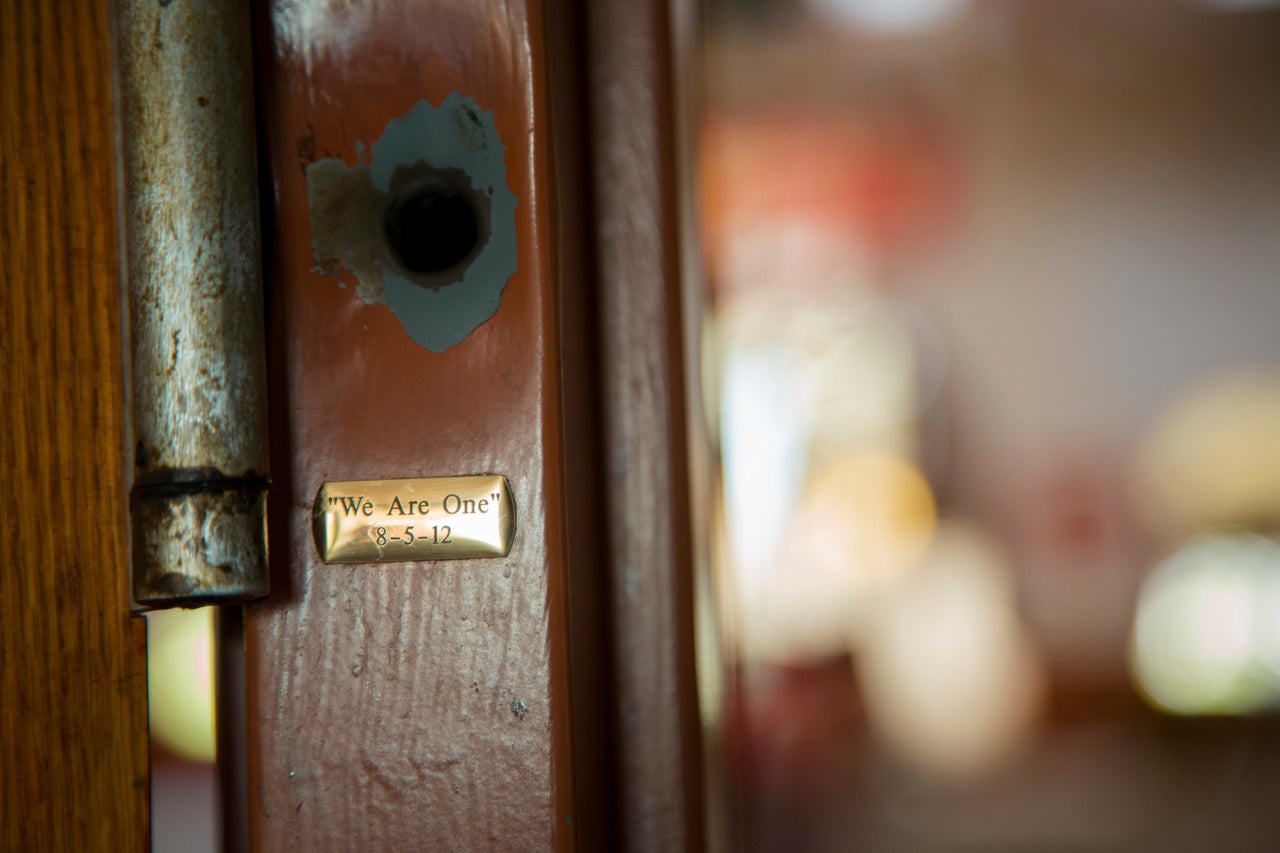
[0,0,150,848]
[545,1,619,847]
[587,1,707,848]
[242,1,574,847]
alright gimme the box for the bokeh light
[1134,372,1280,535]
[146,608,216,763]
[1130,534,1280,716]
[858,523,1045,778]
[719,293,945,663]
[807,0,969,35]
[742,451,937,661]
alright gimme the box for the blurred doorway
[698,1,1280,849]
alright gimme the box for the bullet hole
[383,177,485,279]
[305,95,516,351]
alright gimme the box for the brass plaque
[313,475,514,564]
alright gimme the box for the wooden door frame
[2,0,150,847]
[224,0,708,849]
[585,1,708,847]
[0,0,708,847]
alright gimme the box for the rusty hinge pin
[114,0,269,609]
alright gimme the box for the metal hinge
[114,0,269,610]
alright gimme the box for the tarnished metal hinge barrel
[114,0,269,609]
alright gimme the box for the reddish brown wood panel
[242,1,574,847]
[586,1,707,848]
[543,1,619,847]
[0,0,150,847]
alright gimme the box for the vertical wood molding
[0,0,150,847]
[544,0,619,847]
[586,1,707,848]
[242,2,574,847]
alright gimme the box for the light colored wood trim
[0,0,150,846]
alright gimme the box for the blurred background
[147,608,218,852]
[698,0,1280,849]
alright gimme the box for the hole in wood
[383,175,485,279]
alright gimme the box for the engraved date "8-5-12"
[371,524,451,547]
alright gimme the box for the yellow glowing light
[857,523,1045,779]
[1134,372,1280,533]
[742,452,937,662]
[806,452,937,573]
[1130,535,1280,716]
[146,608,216,763]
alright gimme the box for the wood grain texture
[242,1,573,848]
[586,1,707,848]
[0,0,150,848]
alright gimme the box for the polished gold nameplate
[313,475,514,564]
